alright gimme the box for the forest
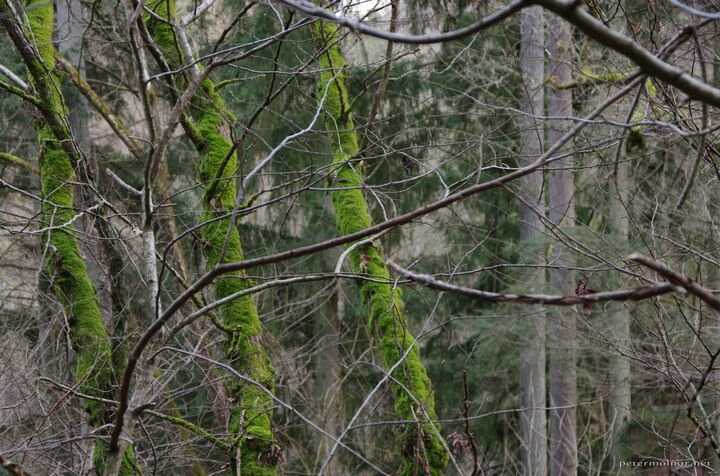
[0,0,719,474]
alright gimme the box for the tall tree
[517,5,548,476]
[0,0,137,473]
[311,20,449,475]
[547,14,577,476]
[604,111,633,472]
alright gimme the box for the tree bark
[604,157,632,471]
[147,2,280,473]
[547,14,577,476]
[314,281,345,475]
[518,6,548,476]
[311,20,449,475]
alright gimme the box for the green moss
[146,1,279,467]
[40,131,112,424]
[145,0,180,63]
[155,412,230,450]
[0,152,40,175]
[198,111,279,472]
[94,442,142,476]
[20,1,139,473]
[312,20,449,475]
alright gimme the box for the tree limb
[628,253,720,310]
[0,152,39,175]
[387,260,679,306]
[536,0,720,107]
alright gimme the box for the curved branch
[55,55,145,160]
[664,0,720,19]
[629,253,720,310]
[0,152,39,175]
[277,0,529,44]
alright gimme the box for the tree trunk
[314,281,345,475]
[518,6,548,476]
[147,2,280,473]
[604,165,631,471]
[547,15,577,476]
[0,0,138,473]
[312,20,449,476]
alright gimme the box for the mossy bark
[197,97,280,475]
[3,1,140,473]
[147,2,279,473]
[312,21,448,475]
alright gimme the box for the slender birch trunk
[518,6,548,476]
[311,21,449,476]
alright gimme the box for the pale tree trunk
[547,15,577,476]
[518,7,547,476]
[605,135,632,472]
[314,281,344,475]
[603,9,633,468]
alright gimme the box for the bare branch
[387,260,679,306]
[277,0,528,44]
[0,152,39,175]
[0,63,28,90]
[537,0,720,106]
[628,254,720,310]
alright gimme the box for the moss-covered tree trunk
[196,86,280,475]
[146,2,279,473]
[0,0,138,473]
[311,21,448,476]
